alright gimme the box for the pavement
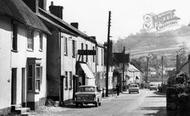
[28,92,119,116]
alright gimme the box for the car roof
[79,85,96,88]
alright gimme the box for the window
[81,43,84,62]
[65,71,68,90]
[72,40,76,58]
[27,29,34,50]
[27,65,33,91]
[101,48,104,65]
[35,66,42,92]
[39,33,43,51]
[69,71,73,89]
[12,23,17,51]
[11,68,17,104]
[64,37,68,56]
[93,46,95,62]
[97,48,99,65]
[86,44,88,62]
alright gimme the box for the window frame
[69,71,73,90]
[39,32,43,51]
[72,40,76,58]
[81,43,84,62]
[65,71,68,90]
[27,29,34,51]
[35,66,42,93]
[64,37,68,56]
[12,23,18,52]
[86,44,88,62]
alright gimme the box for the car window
[79,87,95,92]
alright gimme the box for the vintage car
[74,85,102,107]
[128,84,139,94]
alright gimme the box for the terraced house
[23,0,98,105]
[0,0,50,115]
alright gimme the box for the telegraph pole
[146,56,149,83]
[106,11,111,97]
[122,47,125,91]
[161,56,164,84]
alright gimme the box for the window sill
[65,88,68,90]
[39,49,43,52]
[11,49,18,53]
[27,49,34,52]
[69,88,72,90]
[35,90,40,94]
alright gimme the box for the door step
[11,105,30,115]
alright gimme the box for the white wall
[0,17,12,109]
[11,25,47,105]
[61,33,76,101]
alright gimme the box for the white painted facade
[76,36,96,86]
[126,64,142,84]
[96,45,105,88]
[0,17,12,110]
[61,33,77,101]
[0,16,47,110]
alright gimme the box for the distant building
[126,63,142,85]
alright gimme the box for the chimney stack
[22,0,47,12]
[49,1,63,19]
[71,22,79,29]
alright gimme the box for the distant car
[74,85,102,107]
[128,84,139,94]
[149,84,158,90]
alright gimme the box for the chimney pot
[71,22,79,29]
[51,1,53,5]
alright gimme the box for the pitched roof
[38,8,96,43]
[0,0,50,34]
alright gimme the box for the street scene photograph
[1,0,190,116]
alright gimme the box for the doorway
[11,68,17,105]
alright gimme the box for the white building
[0,0,50,114]
[126,63,142,84]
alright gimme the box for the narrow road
[31,89,167,116]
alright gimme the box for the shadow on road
[154,91,166,96]
[62,103,98,109]
[142,106,190,116]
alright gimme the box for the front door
[22,68,26,107]
[11,68,17,105]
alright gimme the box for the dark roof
[0,0,50,34]
[38,8,96,43]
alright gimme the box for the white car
[128,84,139,94]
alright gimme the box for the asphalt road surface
[32,89,167,116]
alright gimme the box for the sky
[46,0,190,44]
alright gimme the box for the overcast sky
[46,0,190,43]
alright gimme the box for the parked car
[149,82,161,91]
[149,84,158,90]
[74,85,102,107]
[128,84,139,94]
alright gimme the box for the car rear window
[130,84,138,87]
[79,87,95,92]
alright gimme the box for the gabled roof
[0,0,50,34]
[38,8,96,43]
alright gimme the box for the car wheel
[76,103,79,107]
[95,102,98,107]
[99,102,101,106]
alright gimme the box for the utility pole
[146,56,149,83]
[161,56,164,84]
[106,11,111,97]
[122,47,125,91]
[176,53,179,74]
